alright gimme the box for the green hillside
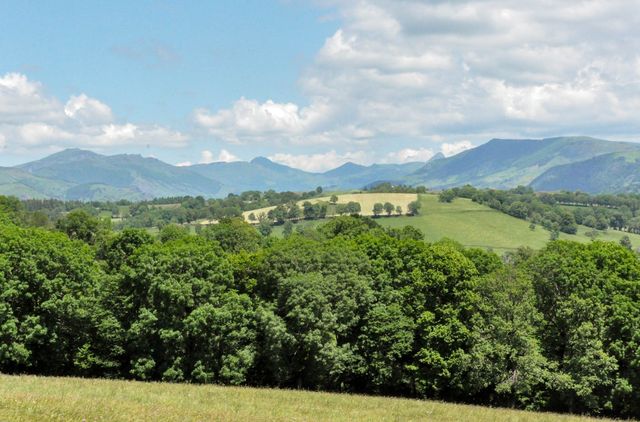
[531,151,640,193]
[0,167,73,199]
[408,136,640,190]
[275,194,640,254]
[18,149,222,201]
[0,375,608,422]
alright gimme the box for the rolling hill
[407,136,640,189]
[270,194,640,255]
[531,150,640,193]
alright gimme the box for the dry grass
[0,374,616,422]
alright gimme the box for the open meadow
[0,375,615,422]
[272,194,640,254]
[241,192,418,222]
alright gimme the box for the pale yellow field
[242,192,418,222]
[0,375,612,422]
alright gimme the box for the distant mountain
[4,136,640,201]
[18,149,221,201]
[322,162,368,178]
[0,167,73,199]
[427,152,445,162]
[190,158,323,195]
[6,150,425,200]
[531,151,640,193]
[322,162,424,190]
[408,136,640,189]
[192,157,424,195]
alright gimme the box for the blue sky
[0,1,338,166]
[2,1,640,170]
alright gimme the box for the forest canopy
[1,193,640,418]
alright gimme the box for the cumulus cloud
[441,141,474,157]
[383,148,434,163]
[269,146,437,172]
[269,150,371,172]
[64,94,113,124]
[194,98,332,145]
[194,0,640,157]
[200,149,239,164]
[0,73,62,124]
[0,72,188,155]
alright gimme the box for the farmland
[241,192,418,221]
[272,193,640,254]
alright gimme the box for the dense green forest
[1,191,640,419]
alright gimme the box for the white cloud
[217,149,239,162]
[194,0,640,154]
[441,141,474,157]
[268,146,434,172]
[194,98,332,145]
[383,147,434,163]
[0,72,62,124]
[269,150,371,172]
[175,161,192,167]
[0,72,188,155]
[64,94,113,124]
[200,150,215,164]
[199,149,239,164]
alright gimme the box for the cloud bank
[0,72,187,156]
[195,0,640,169]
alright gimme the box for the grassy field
[242,193,418,222]
[273,194,640,255]
[0,375,612,422]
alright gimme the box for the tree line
[251,196,422,226]
[3,188,330,230]
[439,185,640,238]
[1,199,640,418]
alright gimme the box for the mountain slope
[531,151,640,193]
[408,136,640,189]
[323,162,424,189]
[190,158,322,195]
[191,158,424,194]
[0,167,73,199]
[18,149,222,200]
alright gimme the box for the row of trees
[439,185,640,235]
[252,198,422,226]
[365,182,429,194]
[2,199,640,418]
[11,188,330,230]
[371,200,421,217]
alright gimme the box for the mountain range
[2,136,639,200]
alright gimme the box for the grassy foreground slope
[274,194,640,254]
[0,375,609,422]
